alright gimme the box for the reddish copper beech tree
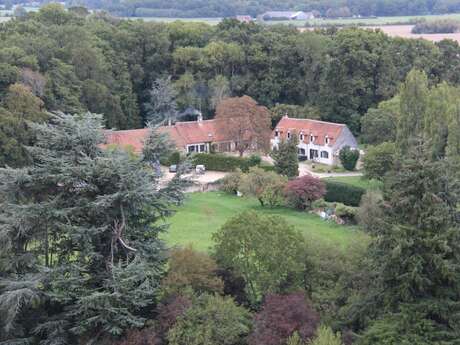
[215,95,271,156]
[249,292,320,345]
[284,174,326,210]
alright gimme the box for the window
[298,148,306,156]
[200,144,206,152]
[325,136,330,144]
[287,131,291,139]
[299,133,304,141]
[321,151,329,159]
[310,135,314,143]
[275,130,279,137]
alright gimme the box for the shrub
[311,198,329,210]
[324,181,365,207]
[160,150,183,166]
[249,292,319,345]
[309,326,343,345]
[156,294,192,338]
[338,146,360,171]
[334,203,358,224]
[363,142,395,180]
[213,211,307,305]
[248,154,262,166]
[239,167,287,207]
[192,153,257,172]
[167,294,252,345]
[162,246,224,295]
[115,328,160,345]
[220,169,243,194]
[284,175,326,210]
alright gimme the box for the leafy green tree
[162,246,224,296]
[339,146,360,171]
[144,76,178,125]
[271,136,299,178]
[0,112,185,344]
[239,167,287,207]
[360,98,398,145]
[213,211,307,305]
[167,294,252,345]
[362,142,395,180]
[396,69,429,154]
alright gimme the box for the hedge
[192,153,258,172]
[324,181,365,207]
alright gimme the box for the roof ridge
[283,117,346,126]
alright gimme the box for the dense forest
[1,4,460,345]
[1,4,460,167]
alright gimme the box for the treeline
[1,4,460,167]
[73,0,460,17]
[412,18,460,33]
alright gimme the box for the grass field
[162,191,367,252]
[324,176,382,190]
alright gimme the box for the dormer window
[287,131,291,139]
[275,130,280,137]
[299,132,304,141]
[310,135,314,143]
[325,136,330,145]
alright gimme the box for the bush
[192,153,257,172]
[249,292,319,345]
[160,150,183,166]
[324,181,365,207]
[167,294,252,345]
[220,169,243,194]
[115,328,160,345]
[239,167,287,207]
[162,246,224,295]
[338,146,360,171]
[363,142,395,180]
[284,175,326,210]
[248,154,262,166]
[334,203,358,224]
[309,326,343,345]
[156,294,192,338]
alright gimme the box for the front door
[310,149,318,160]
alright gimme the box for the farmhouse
[104,115,236,154]
[271,116,358,165]
[260,11,315,20]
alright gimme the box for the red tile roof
[103,119,232,153]
[274,116,345,146]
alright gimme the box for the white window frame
[325,136,329,145]
[187,143,207,153]
[299,132,304,141]
[320,151,329,159]
[275,129,280,137]
[310,134,314,143]
[287,131,291,139]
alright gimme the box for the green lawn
[162,192,367,252]
[324,176,382,190]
